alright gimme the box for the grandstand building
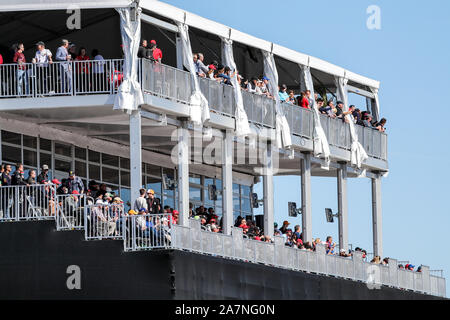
[0,0,445,299]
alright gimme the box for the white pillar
[222,130,233,235]
[372,176,383,257]
[129,110,142,201]
[337,163,348,252]
[176,36,183,70]
[301,153,312,243]
[263,142,274,238]
[177,123,190,226]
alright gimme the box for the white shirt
[35,49,52,66]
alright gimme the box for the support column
[176,36,183,70]
[222,130,233,235]
[372,176,383,257]
[263,142,274,238]
[337,163,349,252]
[129,110,142,201]
[301,153,312,243]
[177,123,190,226]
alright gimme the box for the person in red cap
[51,178,61,185]
[171,210,179,224]
[148,40,162,63]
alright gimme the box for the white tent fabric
[221,38,251,137]
[0,0,131,12]
[335,76,368,168]
[370,86,380,121]
[262,51,292,149]
[176,22,210,126]
[113,7,144,113]
[300,65,330,168]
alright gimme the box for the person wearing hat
[148,40,162,63]
[279,221,290,234]
[67,170,84,194]
[146,189,161,214]
[37,164,49,184]
[278,84,289,102]
[33,41,53,95]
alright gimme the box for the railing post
[131,215,136,251]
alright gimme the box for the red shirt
[0,54,3,64]
[76,55,90,73]
[152,48,163,61]
[13,52,26,70]
[300,97,310,109]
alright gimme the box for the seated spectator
[238,219,250,234]
[278,84,289,102]
[374,118,387,132]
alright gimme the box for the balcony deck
[0,59,388,173]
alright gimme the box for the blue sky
[162,0,450,293]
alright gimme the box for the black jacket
[12,170,27,186]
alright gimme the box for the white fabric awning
[139,0,380,90]
[0,0,131,12]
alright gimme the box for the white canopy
[0,0,131,12]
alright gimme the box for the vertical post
[222,129,233,235]
[177,122,189,226]
[263,141,274,238]
[129,109,142,203]
[337,163,348,252]
[176,36,183,70]
[372,175,383,257]
[301,152,312,243]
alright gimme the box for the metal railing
[282,102,313,138]
[0,184,57,221]
[84,202,125,240]
[165,219,446,298]
[56,194,88,231]
[0,59,123,98]
[123,213,173,251]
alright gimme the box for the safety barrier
[166,219,446,297]
[55,194,88,231]
[84,203,125,240]
[0,60,123,98]
[0,184,57,221]
[282,102,313,138]
[123,213,173,251]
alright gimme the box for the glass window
[189,173,201,185]
[54,143,72,157]
[163,196,175,209]
[75,161,87,178]
[120,170,130,187]
[89,164,100,180]
[88,150,100,163]
[120,188,131,210]
[102,167,119,185]
[146,176,162,195]
[241,198,251,212]
[2,145,21,163]
[102,153,119,167]
[233,197,240,211]
[189,186,202,202]
[120,158,130,170]
[2,131,21,145]
[241,185,251,197]
[23,149,37,167]
[233,183,240,194]
[23,135,37,149]
[146,163,161,177]
[75,147,86,160]
[54,159,71,173]
[39,138,52,151]
[39,153,52,169]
